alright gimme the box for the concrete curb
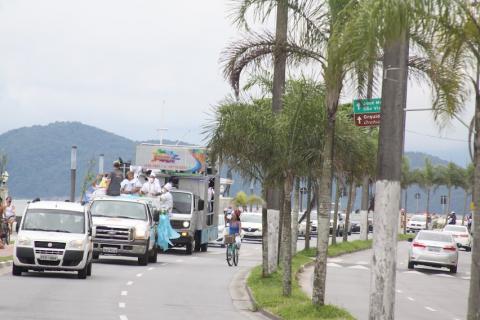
[0,260,12,268]
[245,277,281,320]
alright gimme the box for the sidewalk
[0,243,13,258]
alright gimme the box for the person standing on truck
[106,161,124,196]
[140,172,161,197]
[121,171,142,195]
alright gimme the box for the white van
[13,201,93,279]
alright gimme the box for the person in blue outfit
[228,211,242,249]
[156,184,180,251]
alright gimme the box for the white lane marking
[396,290,403,294]
[402,271,423,275]
[121,291,128,296]
[356,260,369,265]
[347,265,369,270]
[148,267,154,271]
[118,302,126,308]
[329,258,343,263]
[407,297,415,301]
[462,276,471,280]
[136,273,143,277]
[126,281,133,286]
[326,263,343,268]
[435,274,455,278]
[425,307,436,312]
[120,315,128,320]
[175,259,184,263]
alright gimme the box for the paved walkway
[0,243,13,257]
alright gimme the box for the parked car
[13,201,93,279]
[349,212,373,233]
[406,214,429,232]
[408,230,459,273]
[442,225,472,252]
[298,210,317,237]
[241,212,262,239]
[329,211,350,236]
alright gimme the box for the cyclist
[229,211,242,249]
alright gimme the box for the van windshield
[22,209,85,234]
[90,201,147,220]
[171,192,193,214]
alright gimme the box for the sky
[0,0,475,167]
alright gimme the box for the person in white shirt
[159,184,174,213]
[140,172,161,197]
[121,171,142,195]
[4,196,15,234]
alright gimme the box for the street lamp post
[99,154,104,175]
[70,146,77,202]
[415,192,421,213]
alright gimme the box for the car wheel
[78,264,88,279]
[148,244,158,263]
[200,243,208,252]
[466,247,471,252]
[86,261,92,276]
[186,241,193,255]
[92,252,100,260]
[407,261,414,269]
[12,263,24,276]
[449,266,457,274]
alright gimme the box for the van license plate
[39,254,58,261]
[103,247,118,254]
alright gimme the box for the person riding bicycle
[229,211,242,249]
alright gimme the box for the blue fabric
[229,222,240,235]
[157,214,180,251]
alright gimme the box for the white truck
[135,143,220,254]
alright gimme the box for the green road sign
[353,98,381,114]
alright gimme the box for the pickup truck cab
[13,201,93,279]
[89,196,159,265]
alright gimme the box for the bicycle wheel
[233,245,239,266]
[226,245,233,266]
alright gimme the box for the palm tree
[459,163,474,226]
[437,162,465,213]
[412,159,439,215]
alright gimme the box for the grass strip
[247,254,354,320]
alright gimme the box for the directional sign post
[353,98,381,127]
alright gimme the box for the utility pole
[369,25,409,320]
[70,146,77,202]
[99,154,104,175]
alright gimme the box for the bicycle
[0,218,10,245]
[225,234,239,266]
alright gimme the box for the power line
[405,129,469,143]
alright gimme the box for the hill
[0,122,471,215]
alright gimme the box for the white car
[442,225,472,251]
[13,201,93,279]
[241,212,262,238]
[408,230,459,273]
[407,214,428,232]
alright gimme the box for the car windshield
[22,209,85,234]
[350,214,361,222]
[444,225,467,233]
[242,214,262,223]
[411,215,426,222]
[417,232,452,243]
[90,200,146,220]
[171,192,192,214]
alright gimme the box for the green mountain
[0,121,470,215]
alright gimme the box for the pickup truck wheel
[200,243,208,252]
[92,252,99,260]
[148,245,158,263]
[78,264,88,279]
[449,265,457,274]
[12,264,24,276]
[86,261,92,276]
[186,242,193,255]
[138,247,149,266]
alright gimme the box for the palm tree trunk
[360,175,370,240]
[467,61,480,320]
[369,27,409,320]
[312,110,336,306]
[463,191,468,226]
[305,177,312,250]
[447,186,452,213]
[262,188,269,277]
[343,178,355,242]
[331,179,341,245]
[426,189,431,214]
[292,177,300,255]
[282,172,294,296]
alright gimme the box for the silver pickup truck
[89,196,159,266]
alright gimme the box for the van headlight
[183,221,190,228]
[17,235,33,247]
[68,240,84,249]
[135,225,148,240]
